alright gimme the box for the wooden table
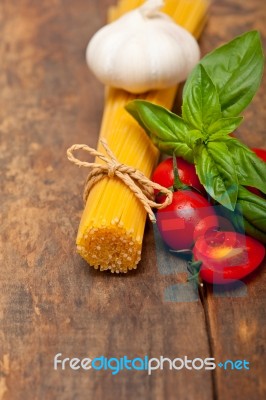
[0,0,265,399]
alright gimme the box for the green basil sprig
[182,64,222,130]
[219,186,266,244]
[125,30,265,214]
[237,186,266,232]
[183,30,264,118]
[225,138,266,193]
[125,101,196,162]
[194,141,239,209]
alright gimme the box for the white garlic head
[86,0,200,93]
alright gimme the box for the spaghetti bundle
[75,0,210,273]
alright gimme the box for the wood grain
[200,1,266,399]
[0,1,265,399]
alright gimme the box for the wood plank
[1,0,265,399]
[0,1,213,399]
[201,0,266,399]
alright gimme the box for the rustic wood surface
[0,0,265,399]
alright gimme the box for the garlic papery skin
[86,0,200,94]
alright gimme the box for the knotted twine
[67,139,173,223]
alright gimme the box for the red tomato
[152,157,205,194]
[193,231,265,284]
[157,190,218,250]
[246,148,266,197]
[252,147,266,161]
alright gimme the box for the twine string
[67,139,173,223]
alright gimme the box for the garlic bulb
[86,0,200,94]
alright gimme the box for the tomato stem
[189,260,203,270]
[187,272,200,281]
[187,260,203,287]
[172,154,190,191]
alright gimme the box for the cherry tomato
[252,147,266,161]
[246,148,266,197]
[193,231,265,284]
[152,157,204,194]
[157,190,218,250]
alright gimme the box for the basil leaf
[124,100,149,134]
[183,31,264,117]
[242,219,266,244]
[182,64,221,130]
[207,117,243,139]
[148,136,193,162]
[226,139,266,193]
[219,201,266,243]
[238,186,266,232]
[194,142,238,210]
[126,100,190,141]
[126,100,199,162]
